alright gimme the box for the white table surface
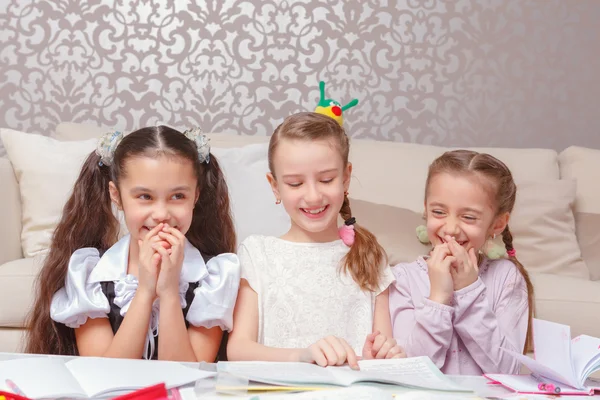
[0,352,592,399]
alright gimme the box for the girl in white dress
[26,126,240,362]
[227,112,405,368]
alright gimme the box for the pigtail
[339,195,387,292]
[502,225,535,354]
[25,151,119,355]
[187,154,236,257]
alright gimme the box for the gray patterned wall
[1,0,599,154]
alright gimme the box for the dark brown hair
[425,149,534,353]
[268,112,386,292]
[25,126,236,355]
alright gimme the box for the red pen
[0,391,32,400]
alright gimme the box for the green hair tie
[416,225,430,244]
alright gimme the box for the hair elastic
[339,217,356,246]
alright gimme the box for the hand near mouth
[154,224,186,299]
[445,235,479,291]
[426,243,455,305]
[137,223,167,299]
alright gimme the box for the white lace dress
[238,235,395,354]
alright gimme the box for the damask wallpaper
[1,0,599,155]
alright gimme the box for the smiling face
[109,155,199,243]
[267,138,351,243]
[425,172,508,252]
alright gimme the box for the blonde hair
[268,112,387,292]
[426,149,534,353]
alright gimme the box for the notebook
[216,356,470,392]
[484,319,600,395]
[0,357,215,399]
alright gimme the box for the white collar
[88,234,208,284]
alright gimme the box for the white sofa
[1,122,600,353]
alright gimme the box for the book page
[216,361,343,386]
[571,335,600,384]
[500,349,579,389]
[485,374,591,396]
[353,357,467,392]
[66,357,214,397]
[531,319,577,385]
[0,357,86,399]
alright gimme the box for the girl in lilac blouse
[389,150,534,375]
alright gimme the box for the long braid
[502,225,535,353]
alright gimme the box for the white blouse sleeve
[50,248,110,328]
[378,265,396,294]
[238,241,258,291]
[186,253,241,331]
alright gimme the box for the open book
[486,319,600,394]
[217,356,470,392]
[0,356,214,399]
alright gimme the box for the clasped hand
[137,223,185,300]
[427,235,479,305]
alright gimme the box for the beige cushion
[351,180,588,280]
[2,128,286,256]
[0,257,42,327]
[349,199,430,265]
[349,140,560,212]
[510,180,589,280]
[0,157,23,264]
[558,146,600,280]
[574,213,600,280]
[531,272,600,339]
[1,129,97,256]
[0,329,26,353]
[558,146,600,213]
[54,122,108,141]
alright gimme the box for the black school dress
[49,234,240,360]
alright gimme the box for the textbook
[0,356,213,399]
[217,356,470,392]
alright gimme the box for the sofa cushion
[1,128,290,255]
[349,200,430,265]
[1,129,97,257]
[0,329,26,353]
[531,272,600,339]
[575,213,600,280]
[0,157,23,264]
[510,180,588,279]
[349,140,560,212]
[351,180,587,279]
[0,257,42,328]
[558,146,600,214]
[559,146,600,280]
[211,144,290,243]
[54,122,108,141]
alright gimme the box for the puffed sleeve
[186,253,241,331]
[50,248,110,328]
[378,265,396,294]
